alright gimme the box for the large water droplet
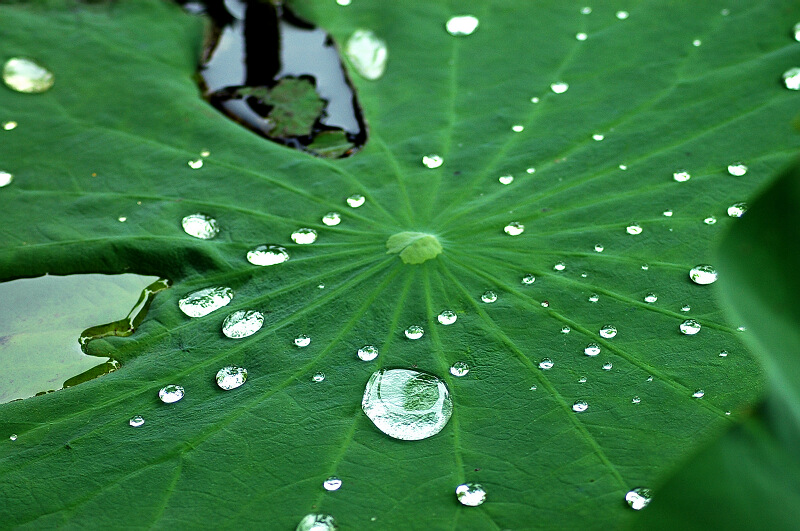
[446,15,479,36]
[422,154,443,169]
[178,286,234,318]
[572,400,589,412]
[357,345,379,361]
[129,415,145,427]
[0,171,13,187]
[2,58,54,93]
[159,384,184,404]
[727,163,748,176]
[539,358,554,370]
[346,194,365,208]
[584,343,601,356]
[181,213,219,240]
[291,228,318,245]
[404,325,424,340]
[521,274,536,285]
[481,290,497,303]
[222,310,264,338]
[437,310,457,325]
[727,202,747,218]
[626,224,643,235]
[550,81,569,94]
[345,30,387,80]
[362,368,453,441]
[247,245,290,266]
[504,221,524,236]
[455,483,486,506]
[450,361,469,377]
[679,319,701,335]
[689,265,718,285]
[216,366,248,390]
[599,325,617,339]
[295,335,311,347]
[644,293,658,303]
[322,212,342,226]
[296,514,337,531]
[323,477,342,491]
[783,68,800,90]
[625,488,653,510]
[673,171,691,182]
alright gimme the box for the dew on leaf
[117,217,127,223]
[616,10,629,19]
[641,264,649,271]
[422,154,443,168]
[572,401,589,412]
[588,293,599,303]
[295,335,311,347]
[200,149,210,157]
[581,6,592,14]
[689,264,718,285]
[526,167,536,173]
[703,216,717,225]
[553,262,566,271]
[727,163,748,176]
[592,133,604,141]
[291,228,318,244]
[663,210,673,217]
[346,194,365,208]
[159,384,184,404]
[550,81,569,94]
[0,171,13,187]
[481,290,497,303]
[539,358,554,370]
[602,362,613,371]
[322,212,342,226]
[296,514,336,531]
[599,325,617,339]
[357,345,379,361]
[626,224,642,235]
[179,286,234,318]
[529,385,538,391]
[794,22,800,41]
[9,434,17,441]
[222,310,264,338]
[680,319,702,335]
[619,164,628,170]
[584,343,601,356]
[188,159,203,169]
[404,325,424,339]
[632,396,641,404]
[2,57,54,93]
[594,244,604,252]
[512,124,524,132]
[450,361,469,377]
[312,372,326,382]
[437,310,457,325]
[345,29,387,80]
[323,477,342,491]
[681,304,691,312]
[129,415,145,427]
[692,389,705,398]
[216,366,248,390]
[3,121,17,130]
[336,0,351,5]
[455,483,486,506]
[504,221,525,236]
[445,15,479,36]
[530,97,540,104]
[247,245,290,266]
[719,350,729,358]
[521,274,536,285]
[727,202,747,217]
[541,301,550,308]
[644,293,658,303]
[181,213,219,240]
[626,488,653,510]
[576,32,588,41]
[362,368,452,441]
[561,326,571,334]
[783,68,800,90]
[578,376,587,383]
[673,171,691,182]
[499,175,514,185]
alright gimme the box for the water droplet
[450,361,469,377]
[181,213,219,240]
[681,304,691,312]
[727,163,748,176]
[673,171,691,182]
[616,10,629,19]
[680,319,702,335]
[247,245,290,266]
[599,325,617,339]
[576,32,588,41]
[626,488,653,510]
[784,68,800,90]
[323,477,342,491]
[481,290,497,303]
[422,154,443,168]
[200,150,210,157]
[572,401,589,412]
[703,216,717,225]
[504,221,525,236]
[550,81,569,94]
[692,389,705,398]
[511,124,524,133]
[619,164,628,170]
[602,362,613,371]
[584,343,601,356]
[179,286,234,318]
[719,350,729,358]
[578,376,587,383]
[295,335,311,347]
[446,15,479,36]
[322,212,342,226]
[3,121,17,131]
[291,228,318,244]
[437,310,457,325]
[312,372,326,382]
[0,171,13,187]
[538,358,554,370]
[362,368,452,440]
[117,216,127,223]
[222,310,264,338]
[530,97,540,104]
[721,8,730,15]
[346,194,365,208]
[553,262,566,271]
[345,29,388,80]
[646,375,654,382]
[689,264,718,285]
[498,175,514,185]
[588,293,599,303]
[455,483,486,506]
[632,396,641,404]
[336,0,351,5]
[727,202,747,218]
[561,326,571,334]
[663,210,674,217]
[159,385,185,404]
[529,385,538,391]
[526,167,536,174]
[2,58,54,93]
[641,264,650,271]
[521,274,536,285]
[626,224,643,235]
[404,325,424,340]
[541,300,550,308]
[592,133,604,141]
[737,325,747,332]
[9,434,17,441]
[318,283,325,289]
[644,293,658,303]
[129,415,145,427]
[296,514,336,531]
[188,159,203,169]
[794,22,800,41]
[216,366,248,390]
[357,345,379,361]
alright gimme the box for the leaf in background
[0,1,798,529]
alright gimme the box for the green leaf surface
[0,1,799,529]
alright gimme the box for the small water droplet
[619,164,628,170]
[616,10,629,19]
[312,372,326,382]
[572,401,589,412]
[129,415,145,427]
[641,264,649,271]
[538,358,554,370]
[222,310,264,338]
[681,304,691,312]
[179,286,234,318]
[663,210,673,217]
[117,216,127,223]
[498,175,514,185]
[703,216,717,225]
[422,154,443,169]
[318,283,325,289]
[404,325,424,339]
[294,335,311,347]
[632,396,641,404]
[599,325,617,339]
[644,293,658,303]
[296,514,336,531]
[588,293,599,303]
[592,133,604,141]
[576,32,588,41]
[578,376,587,383]
[504,221,525,236]
[530,97,540,103]
[450,361,469,377]
[455,483,486,506]
[322,212,342,226]
[362,368,452,440]
[541,300,550,308]
[323,477,342,491]
[200,150,210,157]
[529,385,538,391]
[2,58,54,93]
[438,310,457,325]
[646,375,654,382]
[159,385,184,404]
[689,265,718,285]
[188,159,203,169]
[511,124,524,133]
[692,389,705,398]
[0,171,13,187]
[357,345,379,361]
[680,319,702,335]
[345,29,387,80]
[737,325,747,332]
[602,362,613,371]
[291,228,318,244]
[521,274,536,285]
[553,262,566,271]
[181,213,219,239]
[783,68,800,90]
[673,171,691,182]
[727,202,747,218]
[481,290,497,303]
[794,22,800,41]
[247,245,290,266]
[216,366,248,390]
[626,488,653,510]
[550,81,569,94]
[626,224,642,235]
[526,167,536,174]
[727,163,748,176]
[561,326,571,334]
[346,194,365,208]
[2,121,17,131]
[719,350,729,357]
[9,434,17,441]
[446,15,479,36]
[584,343,601,356]
[594,244,604,253]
